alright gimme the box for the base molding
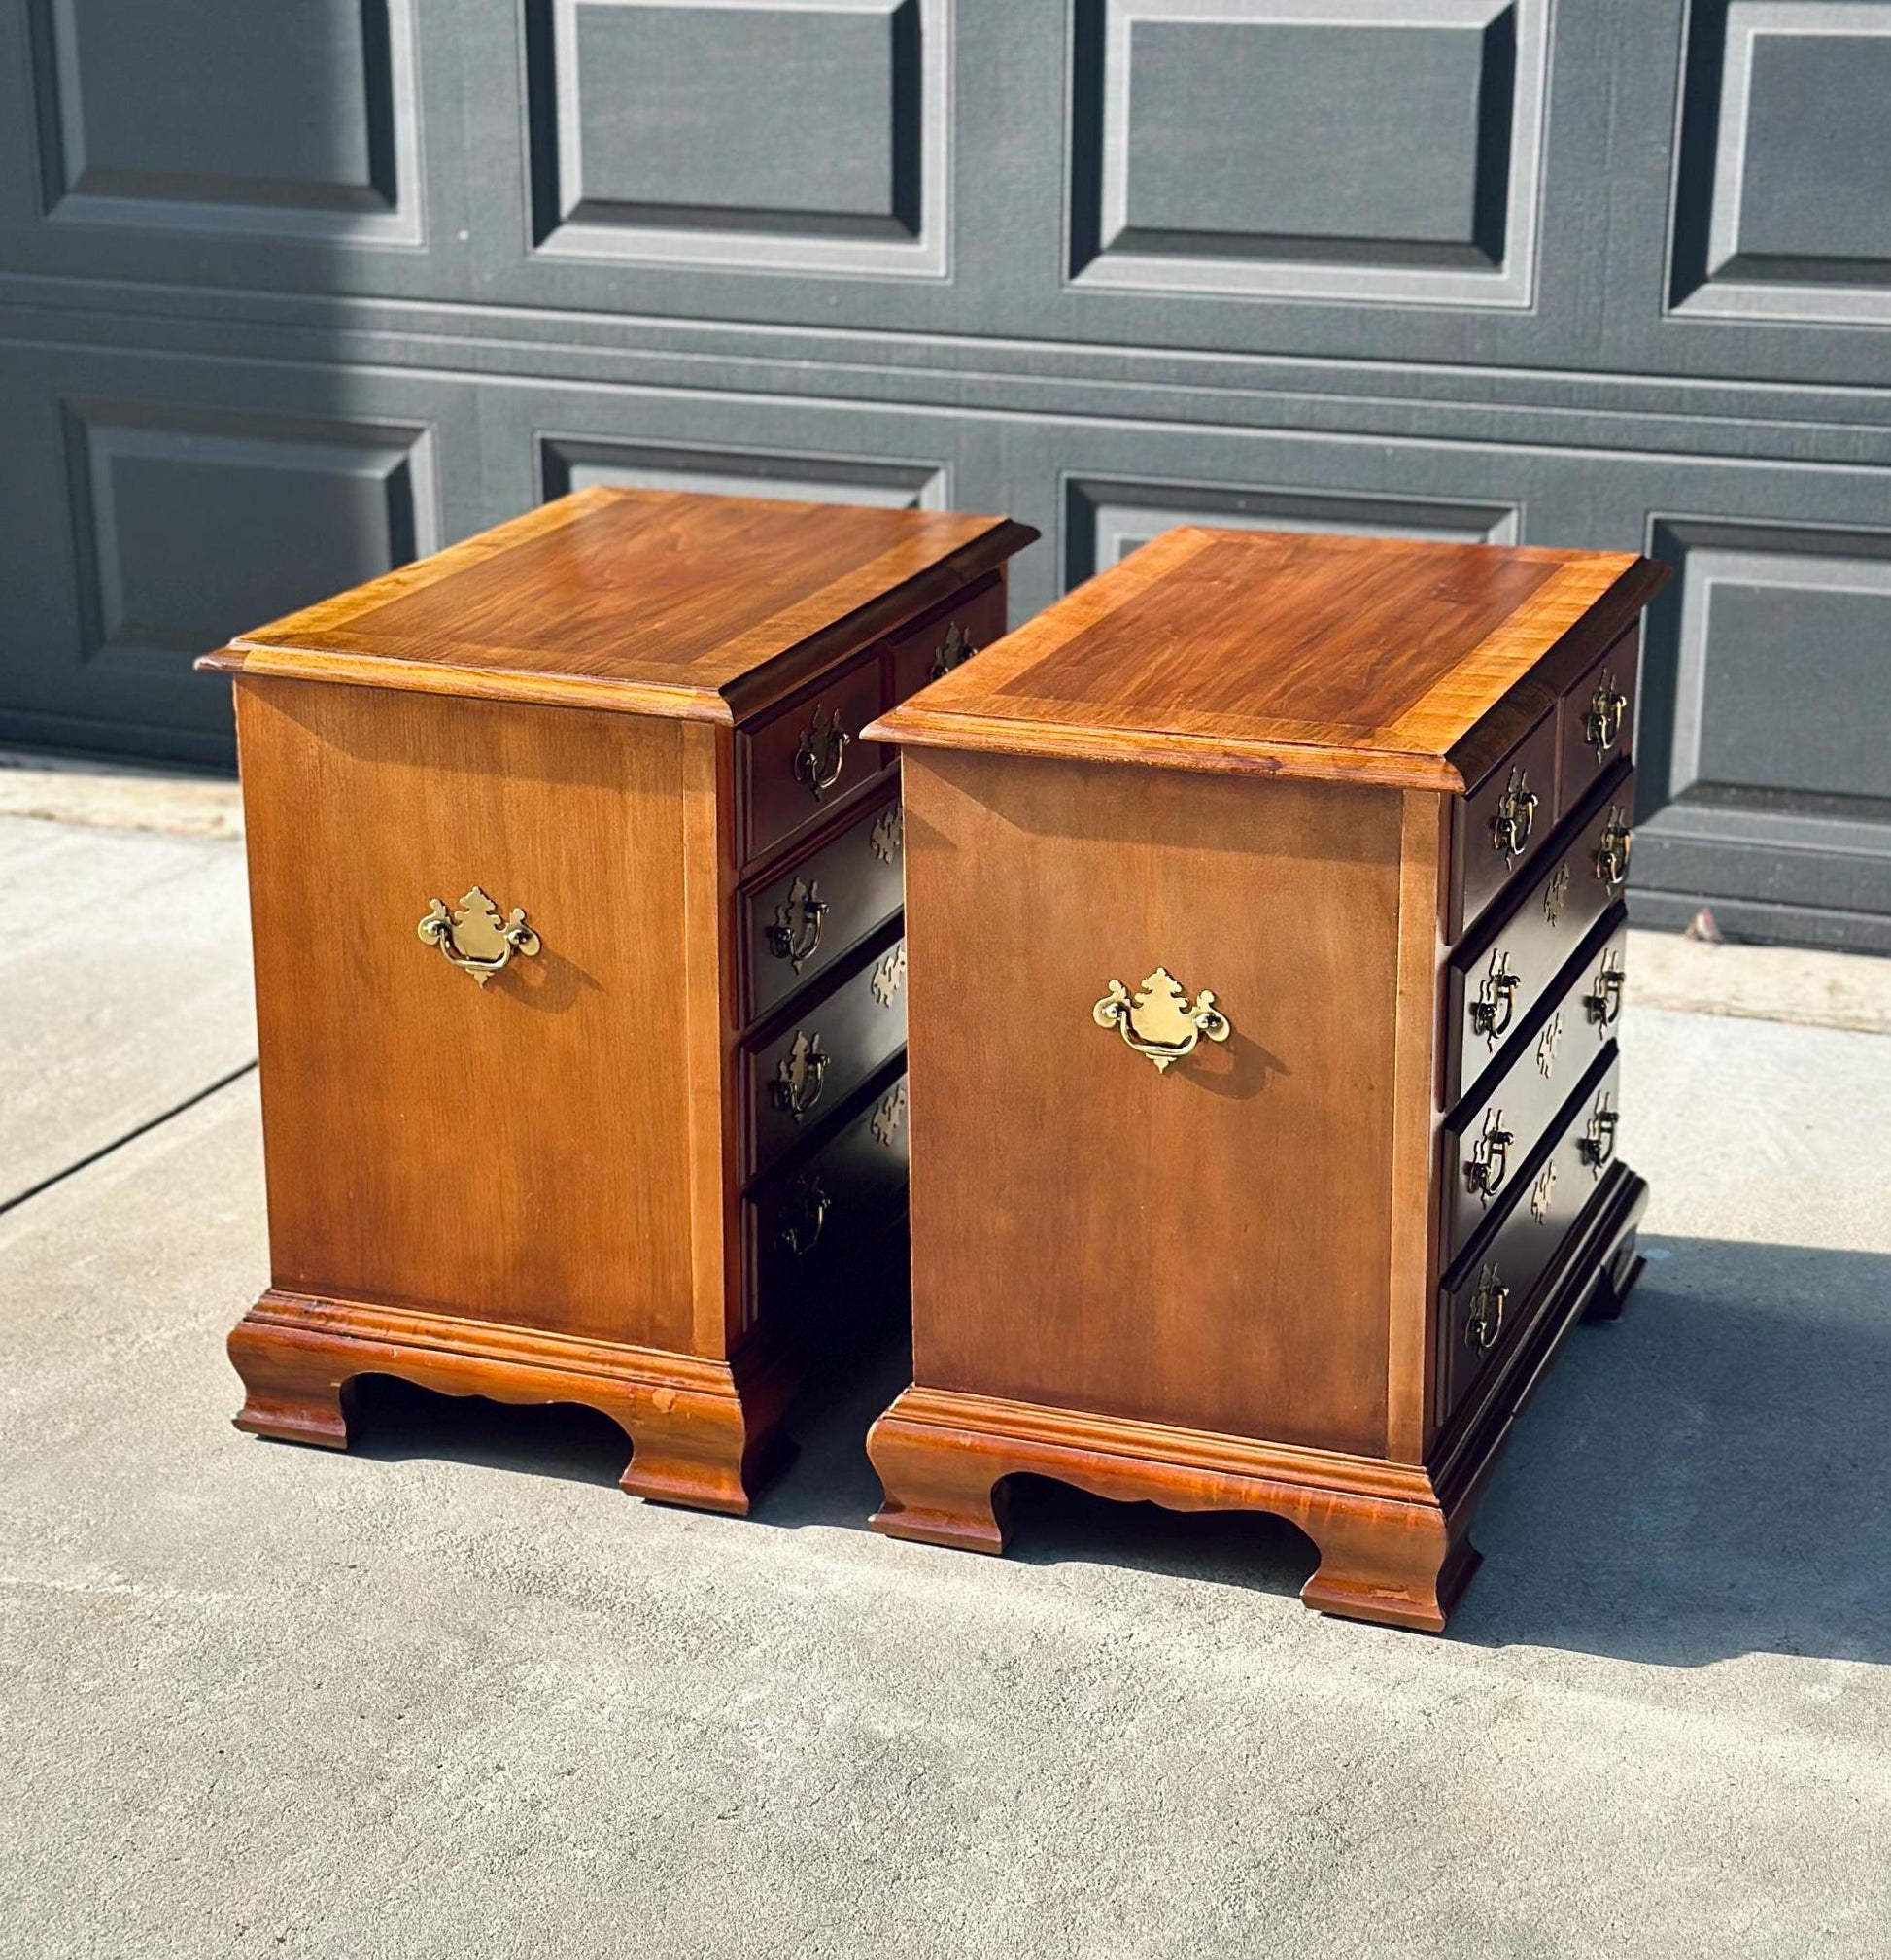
[868,1385,1473,1633]
[227,1289,801,1516]
[869,1166,1648,1631]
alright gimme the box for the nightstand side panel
[237,676,697,1350]
[902,749,1404,1459]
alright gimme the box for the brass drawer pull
[1464,1107,1514,1200]
[1535,1009,1564,1081]
[1491,765,1538,863]
[871,940,907,1007]
[1543,861,1570,927]
[928,621,978,681]
[1465,1262,1508,1354]
[1595,807,1633,890]
[1530,1160,1558,1224]
[794,704,849,800]
[871,1080,908,1148]
[1585,948,1625,1029]
[1580,1093,1619,1173]
[417,886,541,985]
[1586,671,1628,761]
[1092,967,1231,1074]
[1469,948,1520,1043]
[766,877,827,970]
[869,803,903,864]
[771,1030,828,1124]
[777,1174,831,1257]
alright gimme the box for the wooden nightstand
[863,528,1666,1630]
[200,488,1035,1514]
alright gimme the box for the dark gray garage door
[3,1,1889,950]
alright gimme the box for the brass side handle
[1469,947,1521,1044]
[928,621,978,681]
[1586,671,1628,762]
[1092,967,1231,1074]
[766,877,827,970]
[1466,1262,1508,1354]
[417,886,541,985]
[777,1174,831,1257]
[1492,766,1538,863]
[770,1030,827,1125]
[1596,807,1633,890]
[794,703,849,800]
[1464,1107,1514,1200]
[1580,1093,1619,1173]
[1585,947,1626,1030]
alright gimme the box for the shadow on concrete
[1456,1236,1891,1668]
[766,1234,1891,1668]
[347,1375,633,1489]
[332,1235,1891,1668]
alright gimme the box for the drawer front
[1444,766,1633,1106]
[744,1070,910,1337]
[886,574,1009,716]
[741,790,905,1025]
[1451,713,1560,939]
[740,651,887,866]
[1439,1049,1623,1428]
[743,933,908,1182]
[1442,911,1627,1263]
[1559,625,1639,814]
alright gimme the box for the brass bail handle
[929,621,978,682]
[418,886,541,985]
[1585,949,1626,1029]
[1466,1264,1508,1354]
[1464,1108,1514,1200]
[1596,808,1633,890]
[766,877,827,970]
[771,1030,828,1124]
[1580,1096,1619,1172]
[1492,766,1538,863]
[1092,967,1231,1074]
[794,703,849,800]
[1470,949,1521,1042]
[1586,671,1629,760]
[778,1174,831,1257]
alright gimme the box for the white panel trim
[531,0,951,279]
[1669,0,1891,326]
[37,0,425,247]
[1068,0,1548,309]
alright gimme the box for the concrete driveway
[3,791,1889,1960]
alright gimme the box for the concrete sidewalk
[3,808,1889,1960]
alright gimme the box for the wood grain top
[199,487,1037,724]
[870,529,1668,792]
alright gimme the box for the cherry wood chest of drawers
[864,528,1666,1630]
[200,488,1033,1513]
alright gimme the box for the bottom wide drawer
[1438,1047,1623,1428]
[743,1068,911,1338]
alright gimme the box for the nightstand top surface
[871,528,1667,792]
[201,488,1035,722]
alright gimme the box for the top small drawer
[885,574,1009,714]
[740,653,888,867]
[1449,713,1559,941]
[1558,625,1639,813]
